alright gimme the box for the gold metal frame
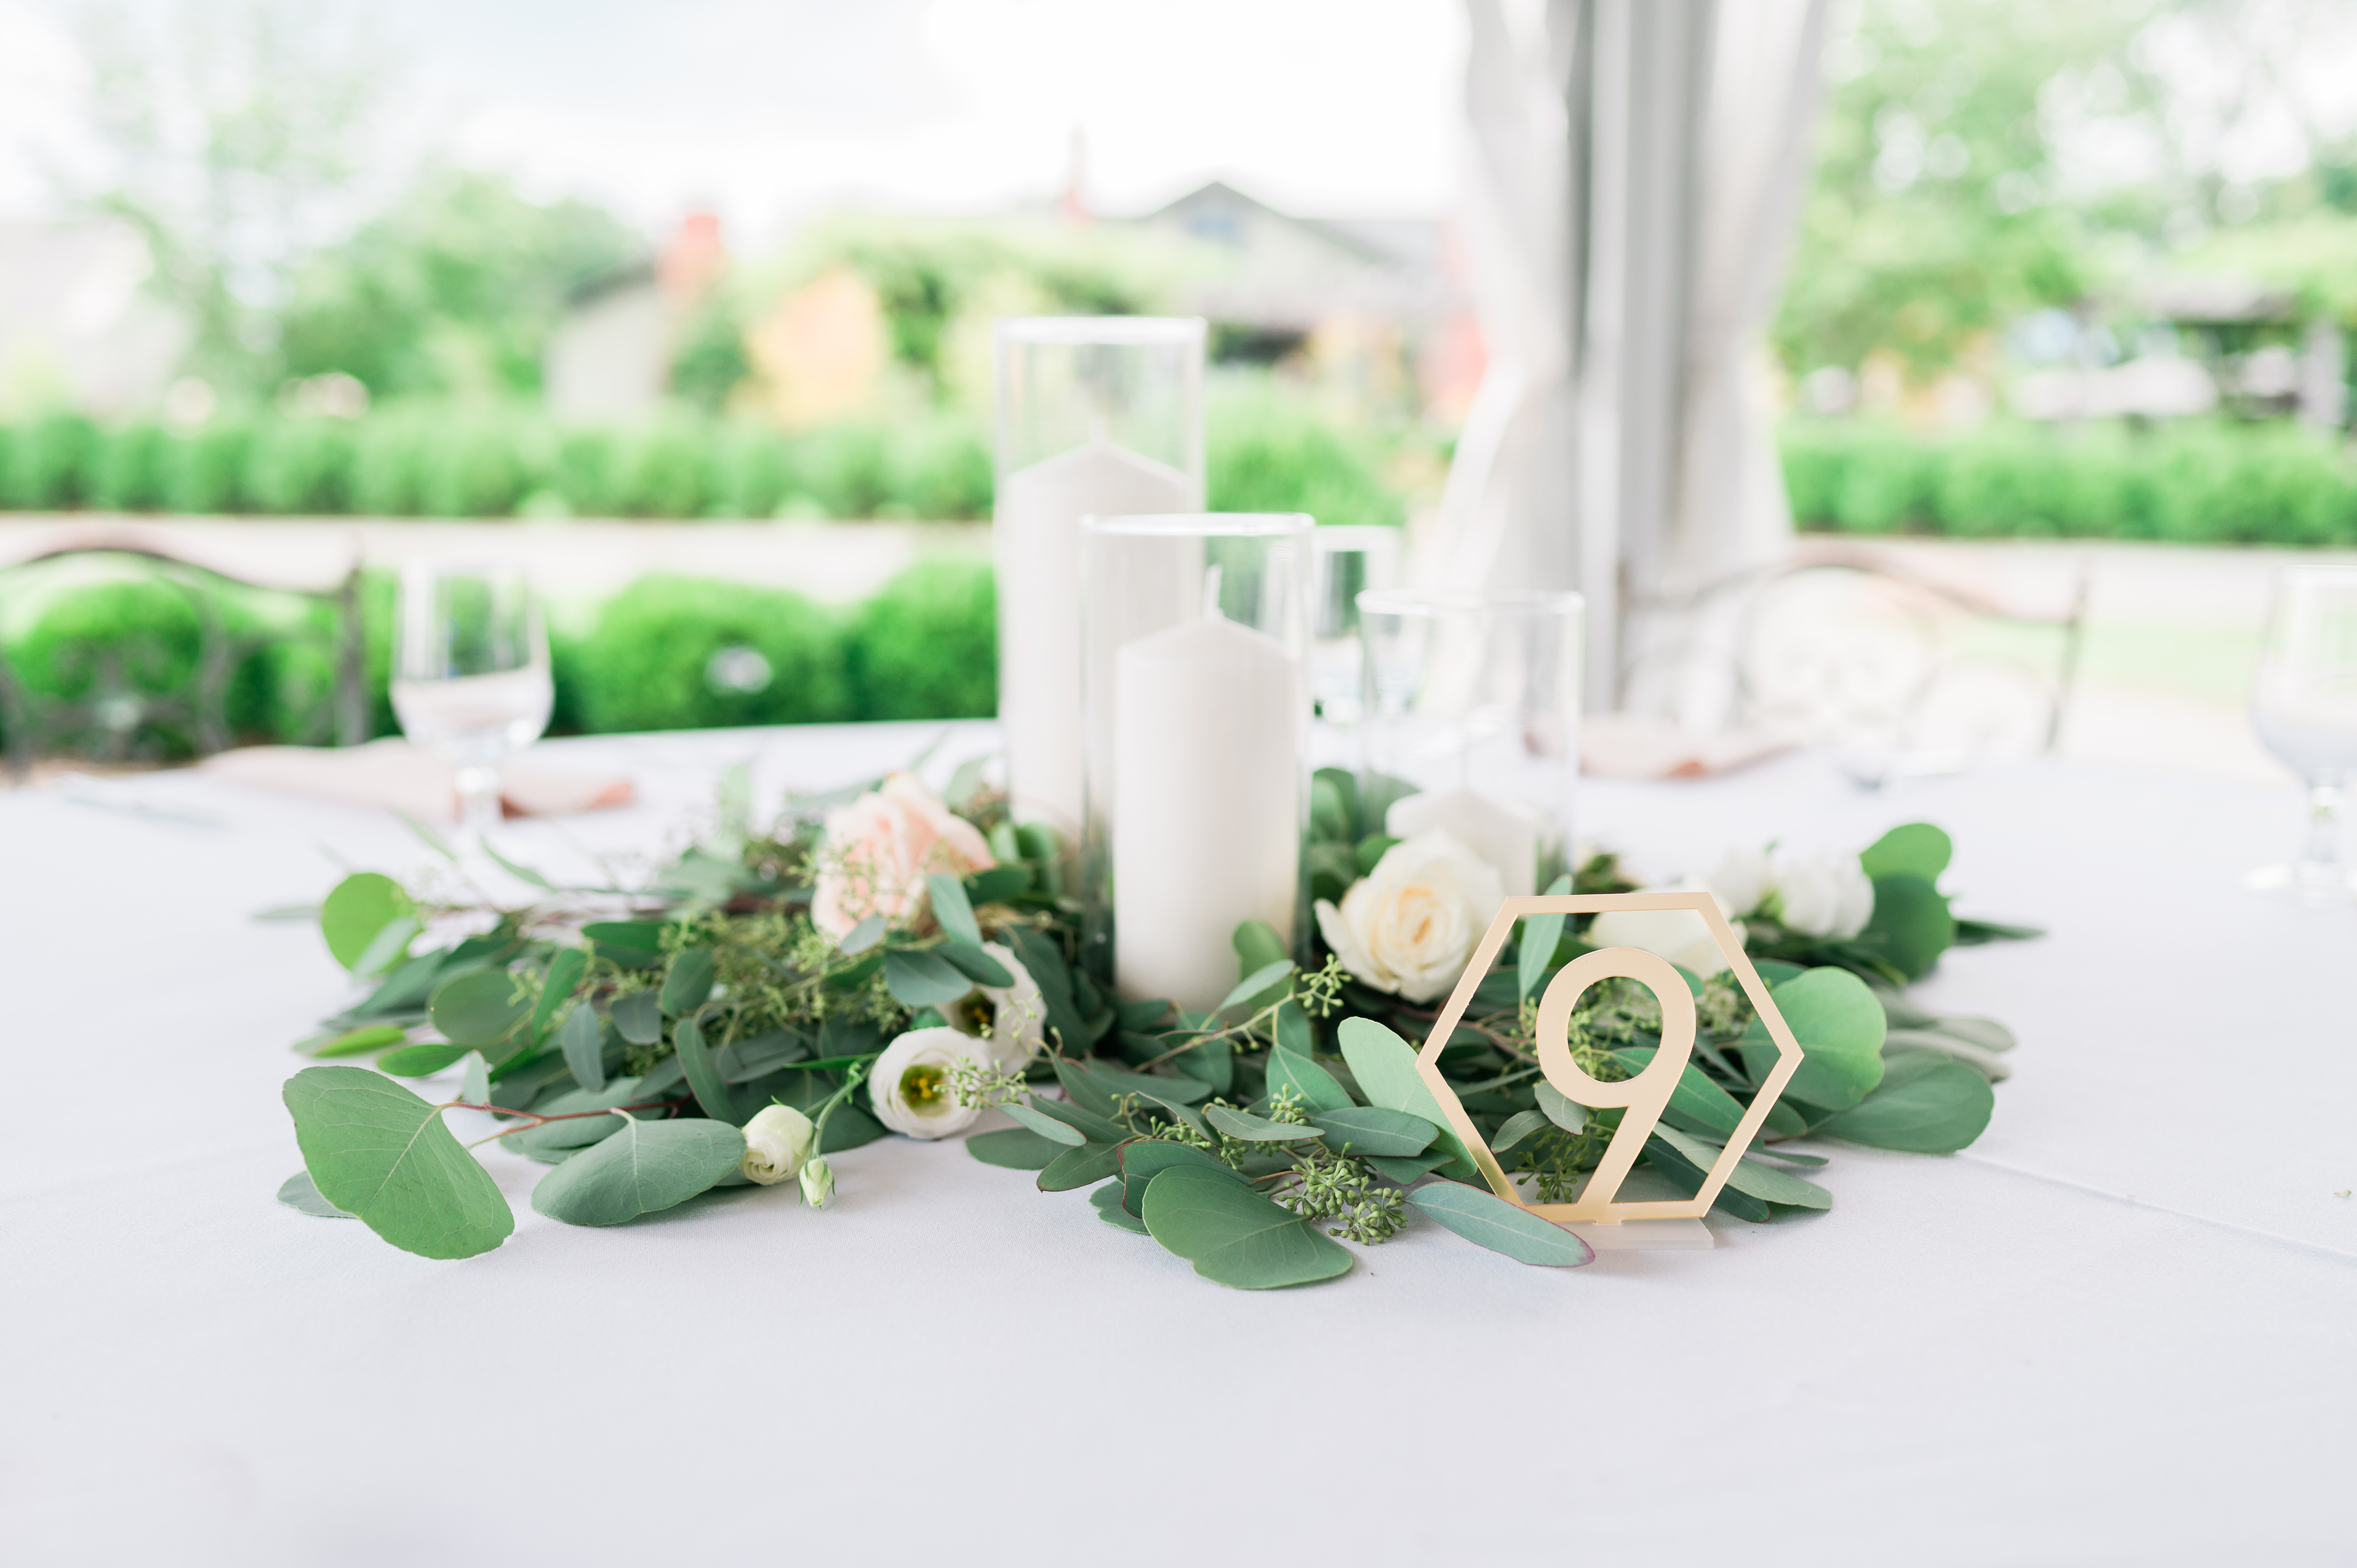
[1414,891,1805,1224]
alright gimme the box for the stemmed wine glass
[391,560,553,843]
[2247,566,2357,903]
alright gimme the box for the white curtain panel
[1445,0,1829,723]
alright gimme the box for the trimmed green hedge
[1781,419,2357,544]
[0,394,1406,528]
[1,558,997,757]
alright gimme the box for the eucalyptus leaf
[1860,822,1952,883]
[458,1050,491,1105]
[1816,1056,1994,1153]
[1517,874,1573,1001]
[320,873,412,971]
[375,1042,470,1078]
[1858,872,1956,981]
[1640,1135,1771,1221]
[927,873,983,946]
[283,1066,512,1259]
[838,914,888,955]
[1406,1182,1594,1267]
[1267,1046,1353,1115]
[1051,1058,1125,1119]
[1312,1105,1438,1157]
[715,1028,810,1083]
[1608,1047,1749,1136]
[530,947,588,1042]
[884,949,977,1008]
[351,916,422,980]
[965,866,1030,906]
[1366,1152,1451,1183]
[1534,1079,1589,1134]
[529,1116,747,1225]
[660,950,717,1017]
[1028,1094,1132,1147]
[1738,966,1887,1112]
[1002,1102,1086,1147]
[1091,1179,1151,1234]
[937,941,1015,988]
[612,991,663,1046]
[481,842,558,890]
[1231,920,1290,978]
[1648,1124,1833,1209]
[1205,1104,1321,1142]
[1141,1164,1353,1289]
[305,1024,407,1059]
[1085,1065,1212,1105]
[1217,959,1296,1014]
[674,1014,744,1125]
[583,920,667,969]
[1491,1108,1552,1154]
[1336,1017,1479,1180]
[504,1077,652,1160]
[1037,1140,1123,1192]
[276,1170,352,1218]
[429,969,531,1050]
[967,1127,1065,1170]
[1118,1138,1232,1215]
[559,1005,606,1093]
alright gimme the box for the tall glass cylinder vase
[1357,589,1584,898]
[1082,513,1313,1011]
[995,318,1205,842]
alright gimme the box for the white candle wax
[1385,786,1540,896]
[995,441,1196,827]
[1112,615,1300,1011]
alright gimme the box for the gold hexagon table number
[1413,891,1806,1253]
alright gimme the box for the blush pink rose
[810,772,996,937]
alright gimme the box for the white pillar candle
[995,441,1196,828]
[1385,786,1540,896]
[1112,615,1300,1011]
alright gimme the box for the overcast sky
[0,0,1467,240]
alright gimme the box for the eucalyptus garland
[276,759,2036,1285]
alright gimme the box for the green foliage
[280,169,642,400]
[1781,418,2357,543]
[0,413,100,509]
[1206,382,1404,530]
[1138,1163,1355,1289]
[1405,1181,1594,1266]
[565,575,853,733]
[528,1116,747,1225]
[282,1066,513,1259]
[846,558,996,721]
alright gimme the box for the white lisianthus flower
[1769,849,1876,939]
[799,1156,834,1208]
[868,1026,991,1139]
[1706,846,1774,918]
[739,1104,816,1186]
[1586,881,1747,978]
[1314,829,1507,1004]
[940,940,1045,1070]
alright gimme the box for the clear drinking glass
[2248,566,2357,902]
[1358,588,1584,899]
[391,560,553,839]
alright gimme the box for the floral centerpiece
[277,761,2033,1287]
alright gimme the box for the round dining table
[6,721,2352,1567]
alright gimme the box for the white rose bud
[1706,846,1774,918]
[1314,829,1507,1004]
[868,1026,990,1139]
[799,1156,834,1208]
[1770,849,1876,939]
[1585,880,1747,978]
[739,1103,816,1186]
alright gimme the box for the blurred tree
[278,169,642,399]
[73,0,387,397]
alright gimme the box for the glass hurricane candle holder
[994,317,1205,836]
[1356,588,1584,898]
[1308,525,1405,769]
[1080,513,1313,1011]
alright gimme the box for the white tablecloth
[6,724,2354,1567]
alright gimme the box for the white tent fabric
[1444,0,1830,723]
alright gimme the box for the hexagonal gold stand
[1413,891,1806,1250]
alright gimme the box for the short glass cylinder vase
[994,317,1205,836]
[1356,588,1584,898]
[1081,513,1313,1012]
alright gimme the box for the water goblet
[2247,565,2357,903]
[391,560,553,842]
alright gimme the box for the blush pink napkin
[200,739,634,820]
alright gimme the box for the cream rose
[810,773,996,938]
[1769,849,1875,939]
[868,1026,991,1140]
[1586,881,1747,978]
[1314,829,1506,1004]
[739,1104,816,1186]
[1706,846,1774,918]
[940,940,1045,1071]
